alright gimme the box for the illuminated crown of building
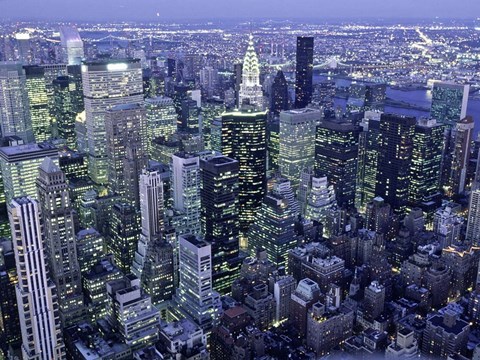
[239,34,264,109]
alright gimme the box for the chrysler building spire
[239,34,264,109]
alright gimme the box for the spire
[39,157,60,174]
[239,34,264,108]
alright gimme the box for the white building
[305,176,336,224]
[9,197,66,360]
[238,35,264,109]
[60,26,84,65]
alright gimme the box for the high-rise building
[315,118,360,208]
[172,152,202,236]
[76,228,104,275]
[305,175,336,225]
[238,35,264,108]
[52,76,77,149]
[59,26,84,65]
[106,275,160,349]
[0,62,34,142]
[14,33,32,64]
[363,281,385,321]
[467,189,480,245]
[408,118,445,205]
[105,103,147,206]
[107,202,140,274]
[82,59,143,184]
[356,111,382,210]
[8,197,66,360]
[248,191,298,270]
[0,239,21,357]
[270,70,289,115]
[449,116,474,195]
[221,108,267,238]
[175,234,222,332]
[145,97,177,153]
[290,278,321,337]
[0,142,58,205]
[24,66,51,142]
[267,118,280,173]
[375,114,416,214]
[346,82,386,113]
[430,82,469,127]
[36,158,84,327]
[200,155,240,294]
[279,108,319,190]
[294,37,314,108]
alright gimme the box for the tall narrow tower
[9,197,66,360]
[36,157,84,327]
[238,35,264,108]
[294,37,314,109]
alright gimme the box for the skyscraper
[430,82,469,127]
[375,114,416,214]
[238,35,264,108]
[144,96,177,155]
[305,176,336,225]
[172,152,202,236]
[0,142,58,206]
[408,118,445,205]
[346,82,386,113]
[315,118,360,208]
[279,108,319,191]
[0,62,34,142]
[53,76,77,149]
[270,70,289,115]
[448,116,474,195]
[24,65,51,142]
[247,190,298,270]
[200,155,240,294]
[175,234,222,331]
[82,59,143,184]
[8,197,65,360]
[221,108,267,239]
[36,157,84,327]
[105,103,147,206]
[294,37,314,109]
[59,26,84,65]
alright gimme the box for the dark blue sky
[1,0,479,21]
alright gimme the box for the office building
[305,175,336,225]
[273,275,297,323]
[294,37,314,108]
[0,142,58,205]
[449,116,474,195]
[244,284,275,330]
[248,191,298,270]
[8,197,65,360]
[172,152,202,236]
[408,118,445,204]
[175,234,222,331]
[290,278,321,337]
[105,103,147,206]
[106,275,160,349]
[107,202,140,274]
[278,108,319,190]
[346,82,386,113]
[36,157,84,326]
[82,59,143,184]
[430,82,469,127]
[145,96,177,154]
[52,76,77,149]
[270,70,289,115]
[0,62,34,142]
[315,118,360,208]
[60,26,84,65]
[221,108,267,238]
[385,328,419,359]
[375,114,416,214]
[238,35,264,108]
[76,228,104,275]
[200,155,240,294]
[24,65,51,142]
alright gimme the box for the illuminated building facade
[221,108,267,238]
[0,62,34,143]
[238,35,264,108]
[82,59,143,184]
[8,197,66,360]
[53,76,77,149]
[59,26,84,66]
[346,82,386,113]
[24,65,51,142]
[294,36,314,109]
[315,118,360,208]
[375,114,416,214]
[200,155,240,294]
[449,116,474,195]
[145,96,177,155]
[270,70,289,115]
[279,108,319,191]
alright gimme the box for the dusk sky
[1,0,479,21]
